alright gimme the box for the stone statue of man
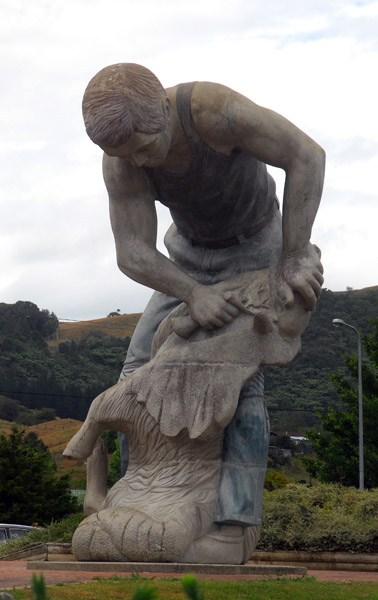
[82,63,324,529]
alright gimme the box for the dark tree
[101,429,117,453]
[0,427,78,524]
[303,318,378,488]
[0,301,58,341]
[22,431,48,453]
[0,396,20,422]
[107,437,121,487]
[34,407,56,424]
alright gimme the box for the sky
[1,0,377,321]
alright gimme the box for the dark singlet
[147,82,278,246]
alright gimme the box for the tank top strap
[175,82,204,156]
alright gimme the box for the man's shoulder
[103,153,154,198]
[189,82,240,154]
[167,80,235,107]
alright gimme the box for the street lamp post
[332,318,364,490]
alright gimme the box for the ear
[161,96,170,118]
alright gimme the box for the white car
[0,524,36,543]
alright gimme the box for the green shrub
[0,512,84,558]
[258,483,378,552]
[264,470,290,491]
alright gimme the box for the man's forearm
[281,144,325,256]
[117,243,241,329]
[117,244,198,304]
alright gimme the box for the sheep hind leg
[83,438,108,516]
[63,388,120,459]
[63,416,104,460]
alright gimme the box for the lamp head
[332,318,346,328]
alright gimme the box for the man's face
[101,127,171,168]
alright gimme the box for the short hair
[82,63,167,148]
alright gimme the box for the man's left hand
[276,243,324,312]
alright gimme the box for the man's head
[82,63,168,149]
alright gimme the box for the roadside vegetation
[1,484,376,559]
[0,513,84,558]
[259,484,378,553]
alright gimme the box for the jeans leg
[119,291,181,380]
[213,370,270,526]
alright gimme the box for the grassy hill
[48,313,141,350]
[25,418,83,451]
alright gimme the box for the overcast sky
[1,0,377,321]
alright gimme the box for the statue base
[26,560,307,577]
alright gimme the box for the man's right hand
[187,283,240,329]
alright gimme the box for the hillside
[0,288,377,431]
[264,285,378,430]
[48,313,140,349]
[0,302,133,422]
[0,419,15,435]
[0,417,82,452]
[27,418,86,485]
[0,417,86,485]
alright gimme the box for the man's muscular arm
[103,154,239,329]
[192,82,325,311]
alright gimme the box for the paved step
[26,560,307,576]
[0,543,74,562]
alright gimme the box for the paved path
[1,562,378,590]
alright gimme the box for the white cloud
[0,0,377,319]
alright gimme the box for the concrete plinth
[26,560,307,577]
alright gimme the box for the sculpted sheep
[64,263,312,563]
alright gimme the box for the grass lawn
[10,575,378,600]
